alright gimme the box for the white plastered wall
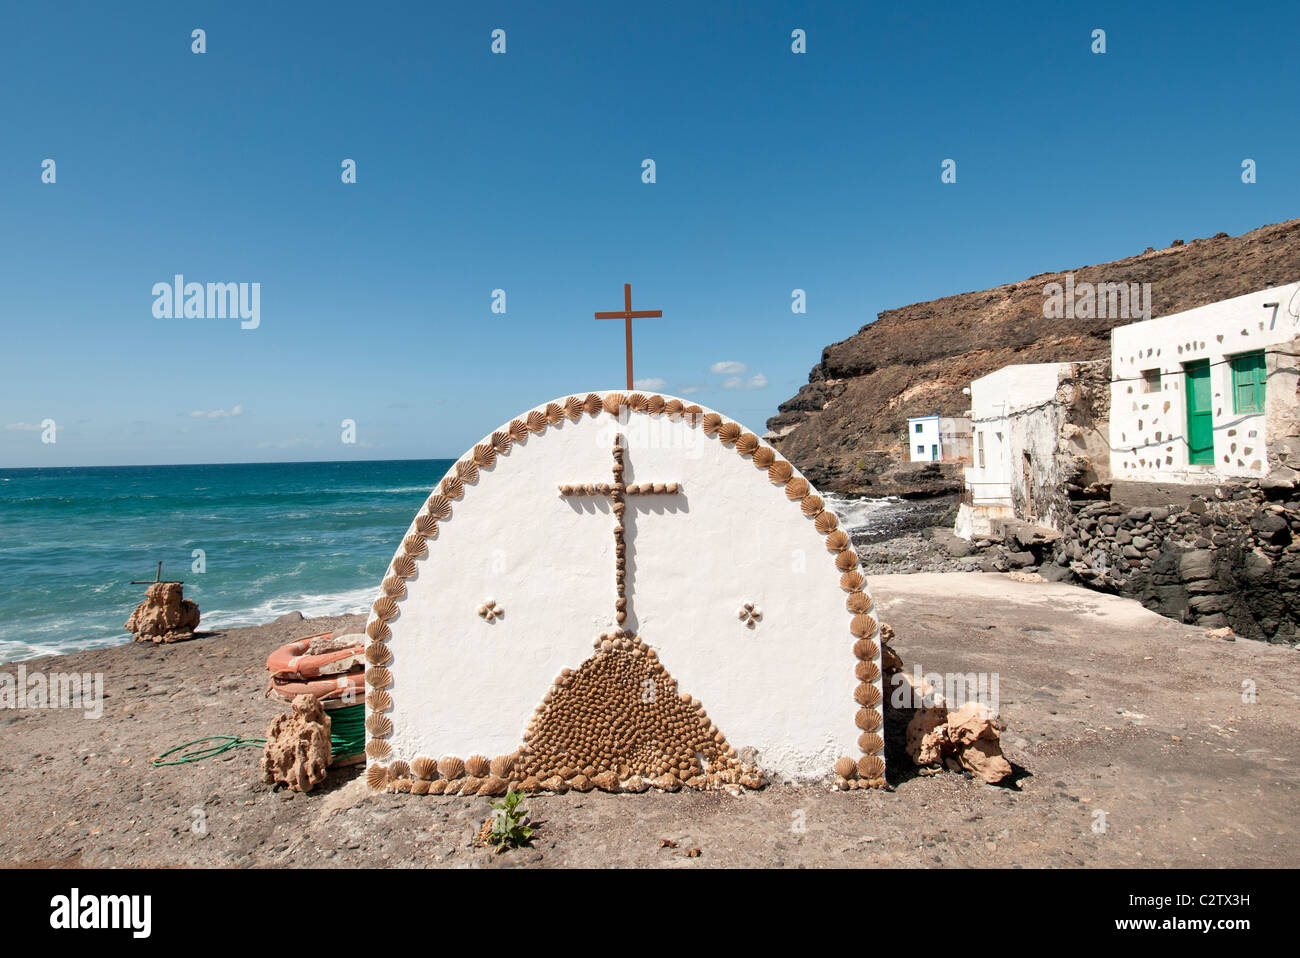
[964,363,1068,506]
[374,395,875,782]
[1110,283,1300,484]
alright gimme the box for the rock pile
[855,529,986,575]
[906,700,1014,784]
[261,694,332,793]
[124,581,200,644]
[980,520,1061,574]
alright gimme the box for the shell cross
[558,432,680,628]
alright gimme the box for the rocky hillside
[769,218,1300,496]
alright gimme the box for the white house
[955,361,1111,538]
[907,416,941,462]
[1110,282,1300,485]
[907,415,972,462]
[958,364,1070,533]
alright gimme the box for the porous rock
[124,581,200,643]
[260,694,332,793]
[906,701,1012,784]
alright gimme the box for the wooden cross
[131,561,181,585]
[559,433,680,628]
[594,283,662,391]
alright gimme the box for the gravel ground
[2,573,1296,869]
[855,530,984,575]
[839,494,985,575]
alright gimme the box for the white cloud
[723,373,768,390]
[710,361,747,375]
[3,422,43,431]
[189,404,244,420]
[633,377,667,390]
[677,383,703,395]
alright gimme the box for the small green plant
[487,789,534,854]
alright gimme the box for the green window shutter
[1232,351,1266,414]
[1234,367,1253,412]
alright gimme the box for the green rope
[327,703,366,757]
[149,702,365,767]
[150,735,266,767]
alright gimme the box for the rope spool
[324,701,366,766]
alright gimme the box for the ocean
[0,460,452,663]
[0,461,902,663]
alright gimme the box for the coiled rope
[327,703,365,758]
[150,735,266,766]
[149,703,364,767]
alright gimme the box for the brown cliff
[768,218,1300,496]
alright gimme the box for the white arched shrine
[362,392,885,794]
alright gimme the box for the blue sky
[2,1,1296,467]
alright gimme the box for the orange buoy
[266,632,365,680]
[268,669,365,703]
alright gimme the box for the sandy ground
[1,572,1297,868]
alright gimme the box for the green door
[1184,359,1214,465]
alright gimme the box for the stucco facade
[365,394,882,785]
[964,363,1069,508]
[1110,283,1300,485]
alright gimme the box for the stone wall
[1048,360,1112,519]
[1050,479,1300,643]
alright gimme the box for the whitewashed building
[958,364,1070,536]
[907,415,973,462]
[1110,283,1300,485]
[955,361,1111,538]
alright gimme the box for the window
[914,423,923,433]
[977,431,985,469]
[1141,368,1161,393]
[1230,350,1266,414]
[916,444,924,455]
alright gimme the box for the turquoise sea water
[0,460,453,663]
